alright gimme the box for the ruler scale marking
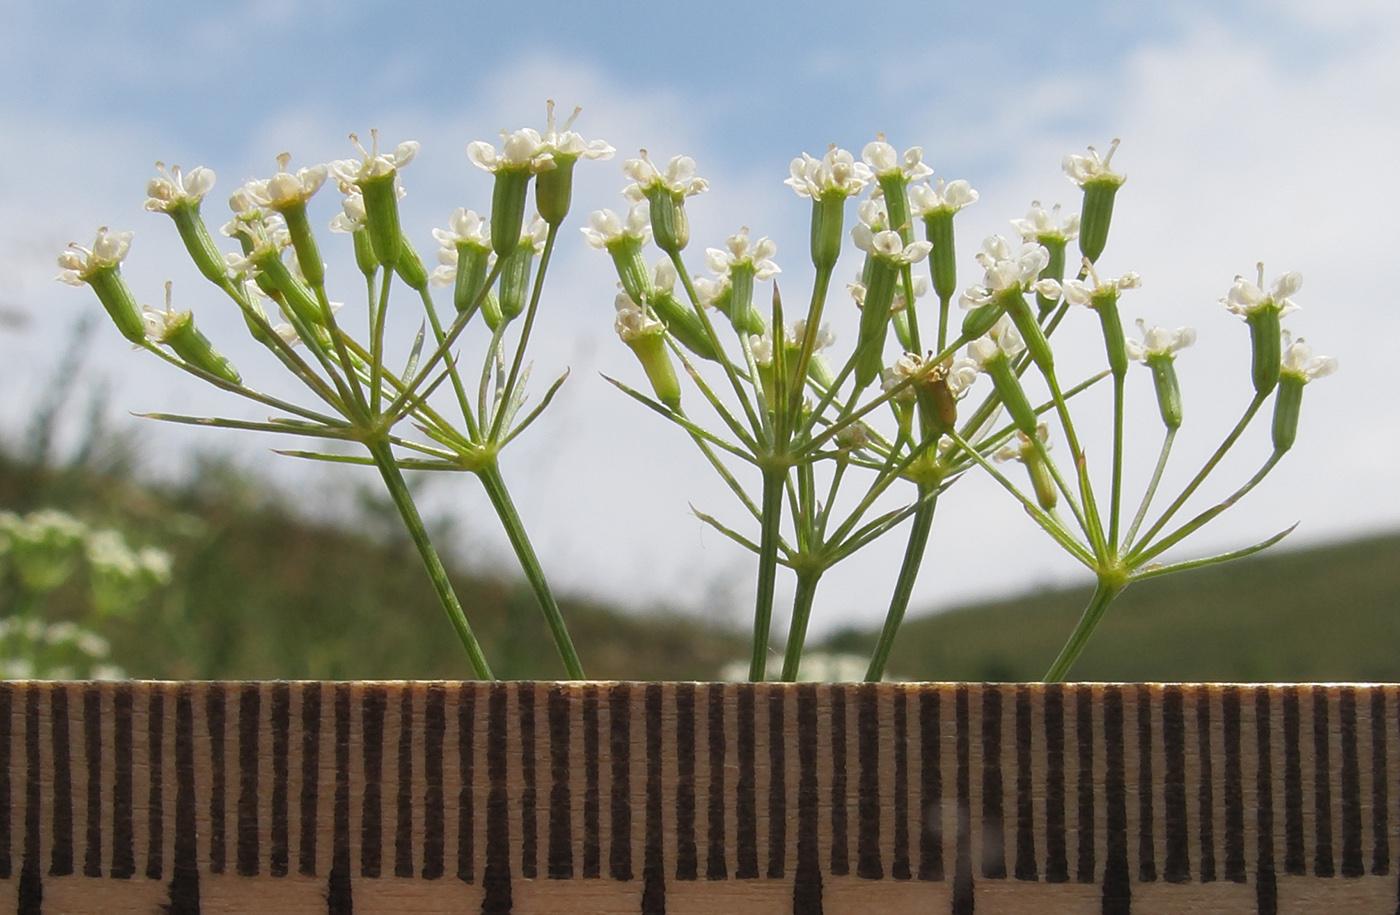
[10,681,1400,915]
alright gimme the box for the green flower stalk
[851,209,933,387]
[582,204,654,305]
[141,282,241,385]
[427,208,494,316]
[498,217,548,323]
[995,425,1058,512]
[330,130,419,266]
[615,295,681,410]
[911,177,979,347]
[534,101,616,227]
[1064,139,1125,266]
[1127,321,1195,430]
[1272,331,1338,453]
[622,150,709,255]
[56,228,144,343]
[1223,264,1301,397]
[144,163,227,286]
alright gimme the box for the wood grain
[0,681,1395,914]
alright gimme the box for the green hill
[823,531,1400,682]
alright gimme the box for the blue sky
[2,1,1395,636]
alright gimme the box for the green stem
[1128,451,1283,568]
[476,461,585,679]
[780,568,824,681]
[490,225,558,443]
[1122,428,1176,551]
[368,439,492,679]
[750,467,786,681]
[417,286,480,442]
[1043,576,1124,683]
[1109,372,1125,550]
[866,487,936,681]
[1134,393,1266,550]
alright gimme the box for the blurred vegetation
[3,317,1397,681]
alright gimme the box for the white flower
[1222,264,1303,319]
[622,150,708,200]
[1279,330,1338,382]
[692,275,728,308]
[1125,319,1196,362]
[539,100,615,163]
[994,424,1051,464]
[55,228,133,285]
[328,130,420,185]
[85,529,137,576]
[141,296,189,344]
[144,162,217,213]
[861,135,934,183]
[966,314,1026,368]
[908,178,979,217]
[242,153,328,210]
[90,664,126,681]
[138,546,173,582]
[1010,201,1078,241]
[328,187,367,233]
[785,145,872,198]
[705,229,781,281]
[959,236,1051,308]
[1053,265,1141,306]
[852,201,931,264]
[466,127,553,174]
[1063,138,1125,187]
[272,300,343,347]
[614,292,663,342]
[580,204,652,249]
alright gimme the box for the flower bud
[359,172,403,266]
[855,259,899,387]
[924,209,957,303]
[960,301,1003,341]
[985,355,1038,436]
[1147,356,1183,430]
[169,207,229,287]
[646,186,690,255]
[452,244,492,316]
[649,289,717,361]
[395,233,429,291]
[352,228,379,278]
[88,266,145,344]
[480,291,505,331]
[809,195,845,272]
[1246,306,1282,396]
[497,240,532,324]
[489,169,531,258]
[1003,291,1054,374]
[1091,291,1128,379]
[535,159,574,227]
[1078,181,1120,265]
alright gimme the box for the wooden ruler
[1,681,1397,914]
